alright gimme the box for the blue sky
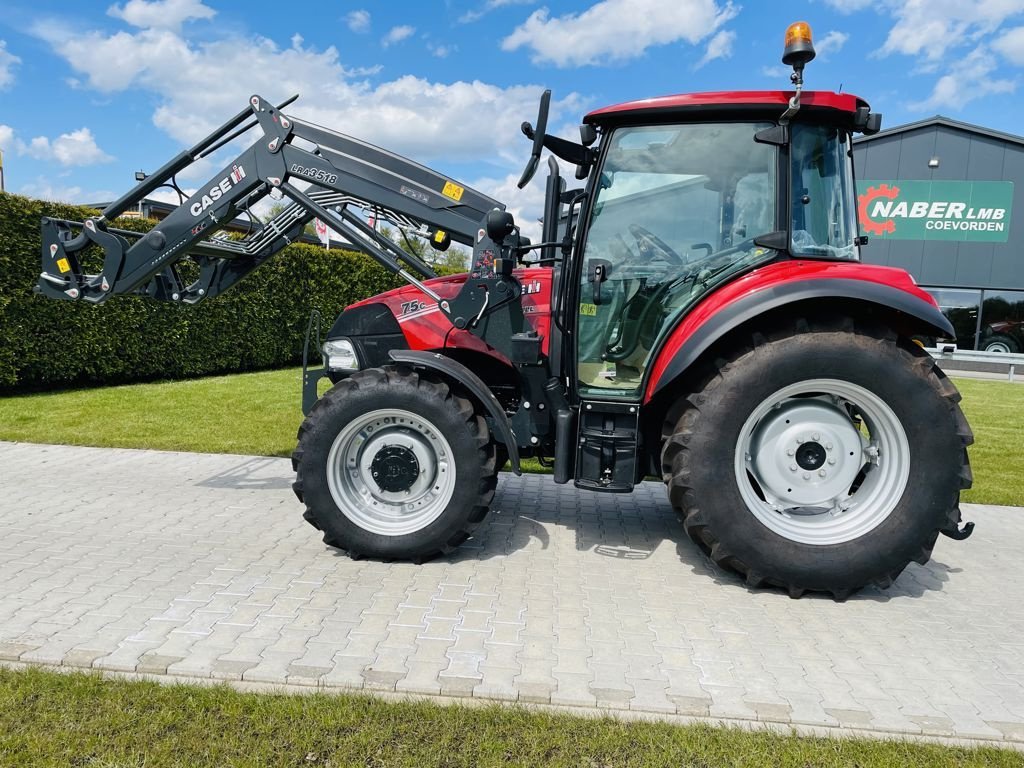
[1,0,1023,227]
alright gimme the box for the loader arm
[36,94,504,306]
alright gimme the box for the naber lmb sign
[857,180,1014,243]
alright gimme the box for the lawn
[0,667,1020,767]
[0,370,1020,505]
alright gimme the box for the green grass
[952,378,1024,507]
[0,370,1020,505]
[0,667,1019,767]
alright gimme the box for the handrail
[925,346,1023,382]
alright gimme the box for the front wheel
[662,318,973,599]
[293,366,497,561]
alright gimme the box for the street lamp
[134,170,147,215]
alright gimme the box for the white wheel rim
[986,341,1011,353]
[734,379,910,546]
[326,408,456,536]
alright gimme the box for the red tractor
[36,23,973,598]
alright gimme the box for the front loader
[34,22,974,599]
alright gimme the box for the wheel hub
[370,445,420,493]
[326,409,456,537]
[748,399,863,508]
[735,379,911,546]
[795,441,827,470]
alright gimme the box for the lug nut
[786,449,794,456]
[813,433,821,441]
[828,458,836,465]
[803,472,811,480]
[818,469,827,477]
[789,464,797,472]
[826,442,833,450]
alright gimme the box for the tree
[378,224,469,273]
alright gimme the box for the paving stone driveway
[1,441,1022,744]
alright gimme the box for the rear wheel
[661,318,973,599]
[293,366,497,561]
[983,334,1020,354]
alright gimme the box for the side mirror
[517,90,552,189]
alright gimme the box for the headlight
[322,338,360,372]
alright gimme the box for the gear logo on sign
[858,183,900,236]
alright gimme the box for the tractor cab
[517,24,878,401]
[569,102,868,396]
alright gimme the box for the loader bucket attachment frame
[36,94,504,306]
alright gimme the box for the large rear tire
[661,318,973,599]
[293,366,497,561]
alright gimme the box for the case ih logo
[190,165,247,217]
[857,180,1013,243]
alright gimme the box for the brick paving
[1,441,1022,744]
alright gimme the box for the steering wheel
[628,224,685,265]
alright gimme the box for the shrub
[0,193,404,390]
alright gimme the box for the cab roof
[585,90,868,126]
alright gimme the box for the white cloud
[501,0,738,67]
[346,9,371,34]
[429,43,456,58]
[994,24,1024,64]
[22,127,114,166]
[31,19,584,168]
[473,165,564,242]
[760,65,786,79]
[815,30,849,59]
[0,125,114,166]
[107,0,215,31]
[879,0,1024,63]
[909,47,1016,111]
[695,29,734,69]
[0,41,20,89]
[460,0,536,24]
[381,25,415,48]
[821,0,873,12]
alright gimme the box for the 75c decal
[289,164,338,185]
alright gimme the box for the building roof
[854,115,1024,147]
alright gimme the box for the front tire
[293,366,497,561]
[661,318,973,599]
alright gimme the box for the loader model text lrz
[35,23,975,599]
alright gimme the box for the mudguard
[645,261,954,402]
[389,350,522,474]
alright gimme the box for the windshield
[576,122,777,396]
[790,124,859,259]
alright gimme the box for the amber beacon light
[783,21,816,67]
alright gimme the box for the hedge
[0,193,404,391]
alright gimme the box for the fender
[389,350,522,475]
[645,260,954,402]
